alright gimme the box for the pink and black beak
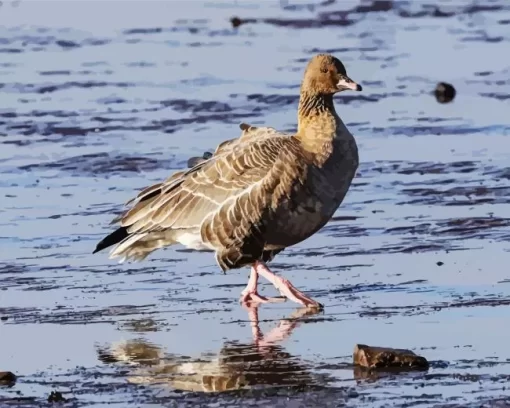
[337,75,362,91]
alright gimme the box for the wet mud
[1,0,510,407]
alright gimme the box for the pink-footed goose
[93,53,362,309]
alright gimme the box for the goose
[93,53,362,309]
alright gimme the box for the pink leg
[253,261,323,309]
[239,267,269,304]
[239,266,285,304]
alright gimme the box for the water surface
[1,1,510,407]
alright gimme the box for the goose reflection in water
[97,306,326,393]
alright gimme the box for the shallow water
[1,0,510,406]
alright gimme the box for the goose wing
[111,124,287,226]
[112,133,306,269]
[185,122,283,168]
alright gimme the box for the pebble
[434,82,456,103]
[0,371,16,384]
[48,391,67,403]
[230,16,243,28]
[353,344,429,369]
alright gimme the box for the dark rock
[0,371,16,385]
[437,261,444,266]
[434,82,456,103]
[353,344,429,369]
[231,16,243,28]
[230,16,257,28]
[48,391,67,403]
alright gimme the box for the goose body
[94,54,362,308]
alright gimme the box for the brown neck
[297,91,335,131]
[296,91,339,153]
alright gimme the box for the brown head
[300,54,362,95]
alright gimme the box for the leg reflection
[242,303,321,353]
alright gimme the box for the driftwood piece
[0,371,16,385]
[353,344,429,370]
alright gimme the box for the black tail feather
[93,227,129,254]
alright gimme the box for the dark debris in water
[160,98,233,113]
[0,371,17,385]
[230,0,510,31]
[1,80,133,94]
[1,304,159,326]
[230,16,257,29]
[365,160,482,176]
[401,186,510,206]
[383,216,510,242]
[19,152,179,177]
[362,294,510,318]
[47,391,67,403]
[435,82,456,104]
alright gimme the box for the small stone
[434,82,456,103]
[48,391,67,403]
[437,261,444,266]
[230,16,243,28]
[229,16,256,28]
[0,316,8,321]
[0,371,16,384]
[353,344,429,370]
